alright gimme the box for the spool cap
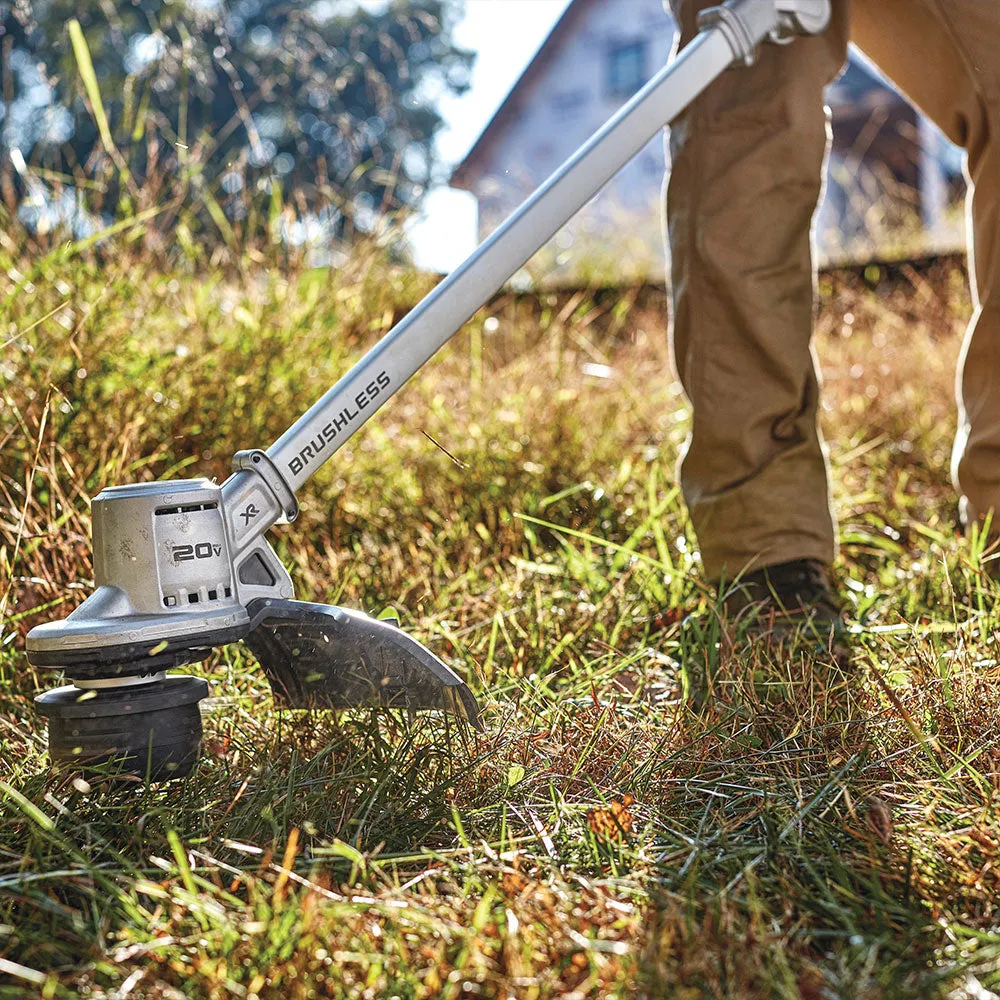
[36,675,209,781]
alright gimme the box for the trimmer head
[27,476,480,779]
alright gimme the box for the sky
[407,0,574,271]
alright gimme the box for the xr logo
[240,503,260,525]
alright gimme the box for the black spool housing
[36,675,209,781]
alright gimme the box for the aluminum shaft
[265,0,832,495]
[267,25,738,491]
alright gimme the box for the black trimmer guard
[245,598,482,729]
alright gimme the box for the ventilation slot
[165,586,230,607]
[155,502,220,516]
[238,552,276,588]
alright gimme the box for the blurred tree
[0,0,472,250]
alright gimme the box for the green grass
[3,248,1000,998]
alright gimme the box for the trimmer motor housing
[28,480,268,674]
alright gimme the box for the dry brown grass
[4,252,1000,999]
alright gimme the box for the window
[607,41,647,99]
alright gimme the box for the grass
[3,246,1000,998]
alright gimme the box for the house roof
[450,0,594,190]
[450,1,907,191]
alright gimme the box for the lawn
[3,247,1000,999]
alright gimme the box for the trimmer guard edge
[245,598,482,729]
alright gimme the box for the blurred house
[450,0,965,281]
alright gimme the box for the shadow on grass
[635,616,966,999]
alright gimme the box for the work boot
[720,559,849,662]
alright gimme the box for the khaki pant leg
[665,1,848,581]
[852,1,1000,527]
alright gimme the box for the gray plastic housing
[26,478,290,667]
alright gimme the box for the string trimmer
[26,0,831,778]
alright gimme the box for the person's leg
[852,0,1000,527]
[666,0,848,582]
